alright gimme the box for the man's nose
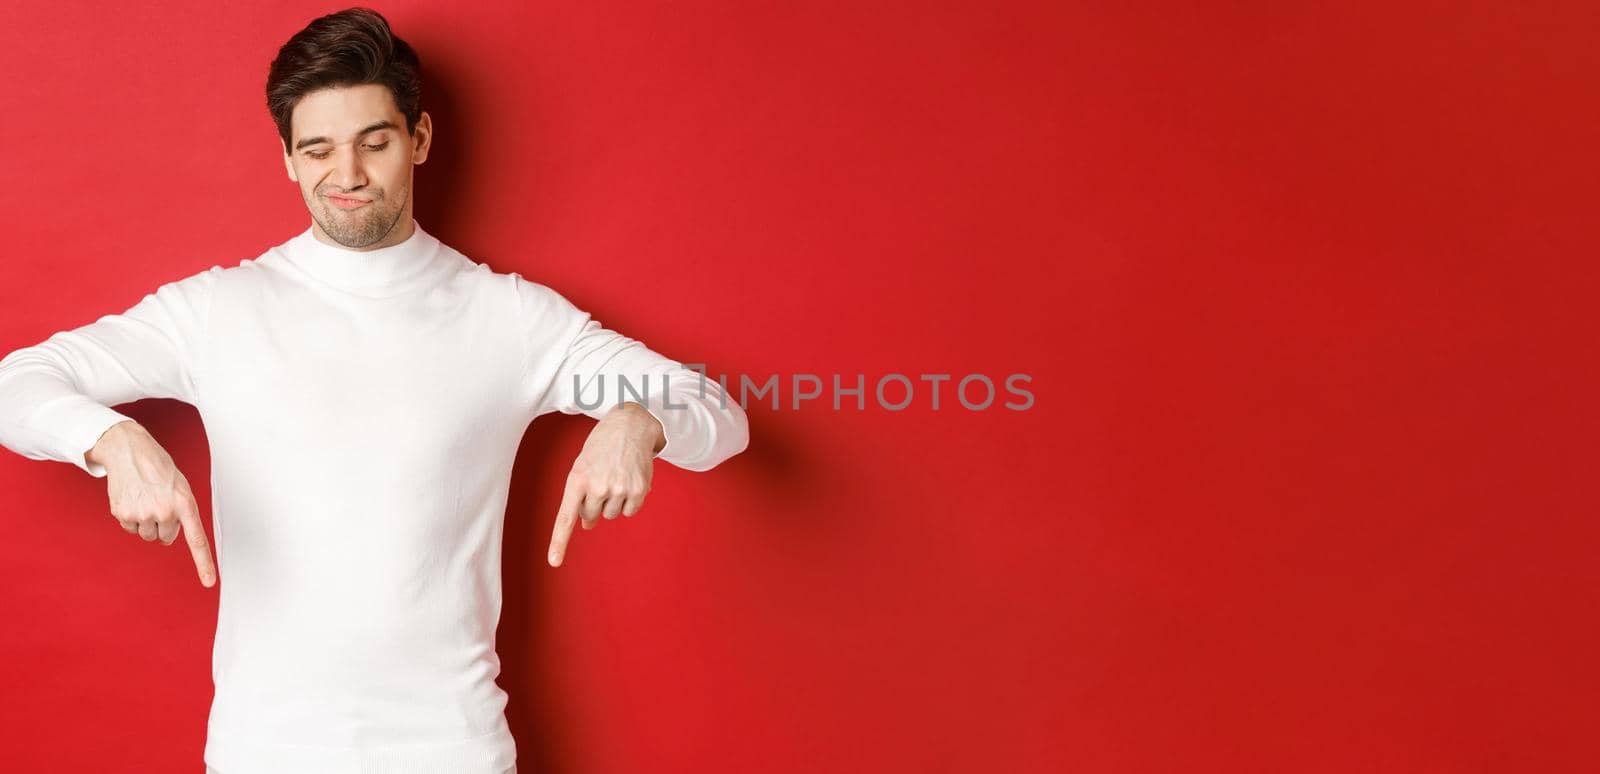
[332,146,366,190]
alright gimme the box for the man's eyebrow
[294,120,399,151]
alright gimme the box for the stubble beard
[313,182,409,248]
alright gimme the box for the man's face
[282,83,431,249]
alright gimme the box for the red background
[1,2,1594,772]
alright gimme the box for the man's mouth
[327,194,371,210]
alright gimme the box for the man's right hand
[87,420,217,588]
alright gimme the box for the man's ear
[412,111,433,166]
[282,144,298,183]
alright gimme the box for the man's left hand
[547,401,665,567]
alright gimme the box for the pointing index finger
[548,473,583,567]
[176,493,216,587]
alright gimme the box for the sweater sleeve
[0,266,219,478]
[516,275,749,472]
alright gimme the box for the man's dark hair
[265,7,422,154]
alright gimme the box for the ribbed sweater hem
[202,721,516,774]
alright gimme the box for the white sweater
[0,220,749,773]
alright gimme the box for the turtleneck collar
[279,217,446,297]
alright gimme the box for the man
[0,8,748,774]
